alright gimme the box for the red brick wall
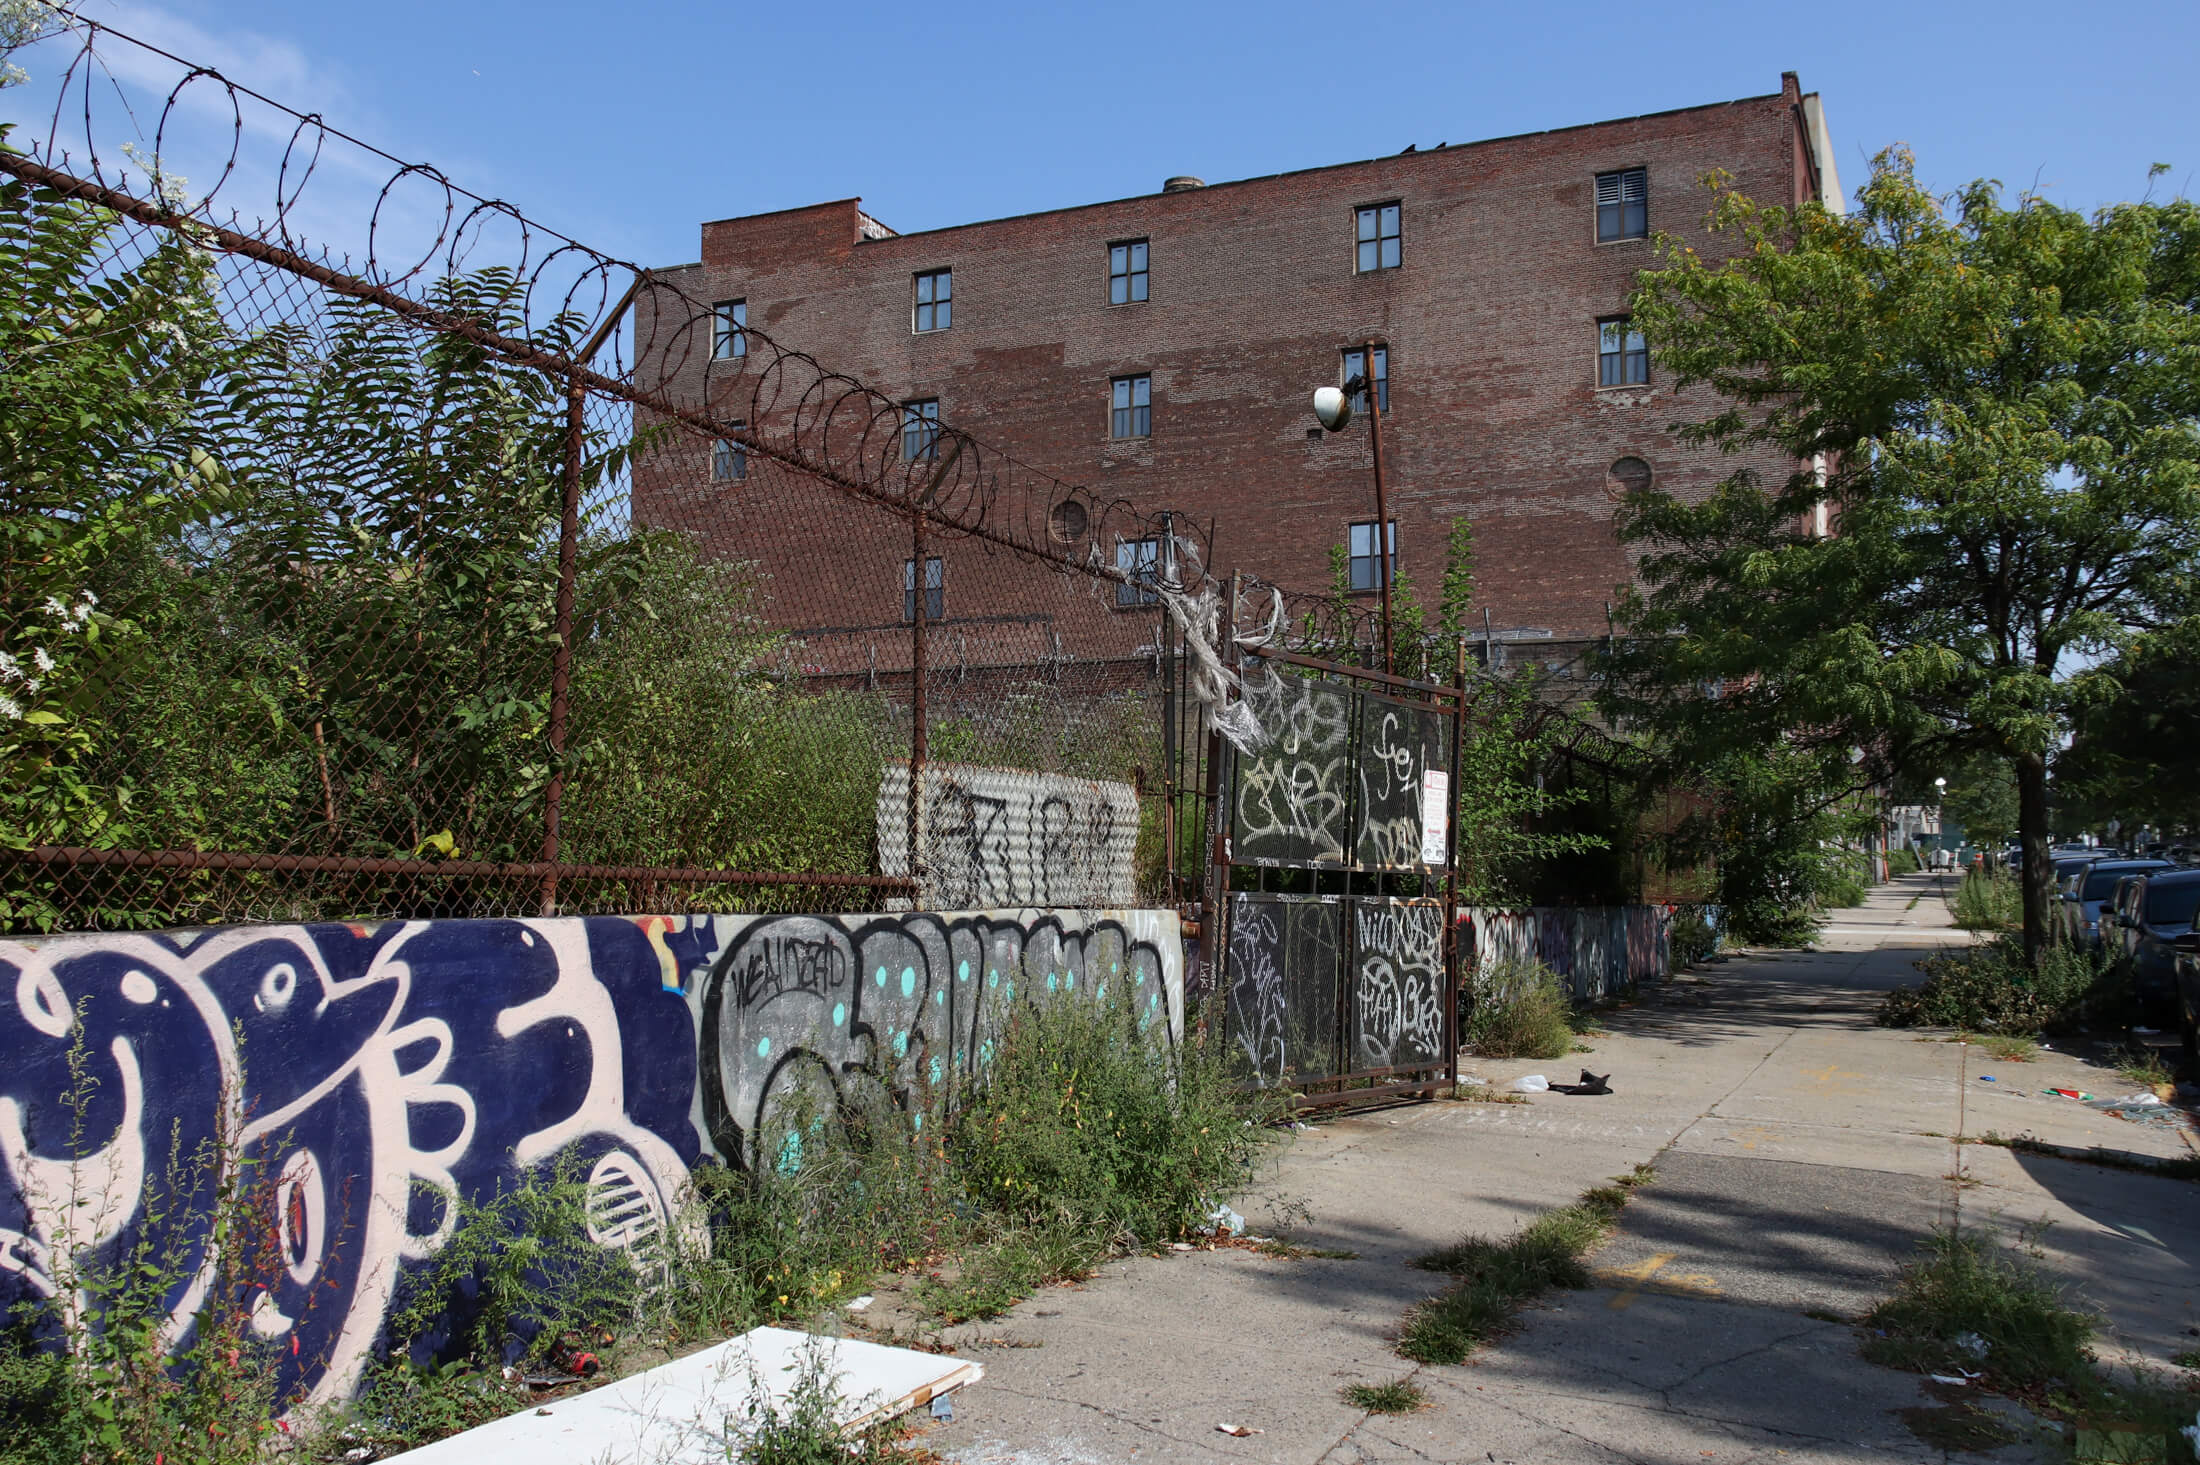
[639,77,1820,646]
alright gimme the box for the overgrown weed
[1861,1229,2200,1444]
[1395,1170,1646,1364]
[1342,1378,1427,1413]
[0,1027,297,1465]
[1948,869,2023,932]
[1877,937,2119,1034]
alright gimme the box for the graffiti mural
[693,910,1179,1169]
[877,762,1140,908]
[0,907,1181,1409]
[1350,900,1446,1071]
[1459,905,1691,1001]
[1232,675,1353,865]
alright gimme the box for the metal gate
[1210,646,1465,1108]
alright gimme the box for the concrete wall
[1460,904,1724,1002]
[0,908,1181,1408]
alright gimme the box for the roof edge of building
[698,84,1795,248]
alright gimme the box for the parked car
[2112,870,2200,1023]
[2062,859,2175,950]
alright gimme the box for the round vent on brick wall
[1606,456,1653,500]
[1047,499,1090,544]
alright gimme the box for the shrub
[1668,908,1719,969]
[1888,848,1922,876]
[1462,958,1575,1060]
[1877,937,2116,1034]
[949,991,1275,1246]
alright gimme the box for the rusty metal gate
[1209,644,1465,1108]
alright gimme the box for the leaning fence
[0,12,1238,934]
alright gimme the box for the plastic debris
[1216,1423,1261,1437]
[1511,1074,1551,1093]
[2047,1088,2094,1101]
[931,1393,955,1421]
[1170,1241,1195,1251]
[1954,1332,1987,1359]
[1206,1203,1247,1236]
[2135,1027,2162,1035]
[1929,1372,1978,1385]
[844,1295,875,1313]
[1978,1075,1996,1083]
[2180,1408,2199,1452]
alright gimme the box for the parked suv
[2060,859,2173,950]
[2111,870,2200,1023]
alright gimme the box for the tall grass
[1949,868,2022,932]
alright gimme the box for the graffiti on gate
[1232,676,1353,864]
[1351,901,1446,1070]
[1224,895,1344,1085]
[1355,700,1444,871]
[0,907,1181,1409]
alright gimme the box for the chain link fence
[0,11,1219,933]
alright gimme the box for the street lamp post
[1312,343,1394,674]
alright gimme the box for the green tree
[1608,148,2200,961]
[0,160,240,872]
[2057,614,2200,836]
[1941,752,2018,853]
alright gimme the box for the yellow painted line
[1596,1252,1723,1310]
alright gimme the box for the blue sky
[16,0,2199,271]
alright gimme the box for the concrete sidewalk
[924,874,2200,1464]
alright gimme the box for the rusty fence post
[539,370,587,917]
[909,494,928,907]
[1366,340,1394,677]
[536,274,645,919]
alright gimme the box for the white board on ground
[393,1327,982,1463]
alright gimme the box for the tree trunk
[2015,749,2054,965]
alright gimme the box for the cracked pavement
[929,875,2200,1463]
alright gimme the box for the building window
[1110,374,1151,439]
[913,269,952,332]
[1109,240,1149,304]
[1115,536,1161,607]
[1598,319,1648,387]
[712,299,746,359]
[1355,202,1401,272]
[1347,519,1397,592]
[711,427,746,482]
[1342,345,1388,414]
[1595,168,1648,242]
[903,556,944,622]
[902,398,940,460]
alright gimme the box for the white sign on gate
[1419,769,1450,866]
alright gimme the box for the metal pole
[1160,513,1180,903]
[909,494,930,906]
[1204,572,1242,1004]
[535,278,646,919]
[1446,633,1468,1090]
[1366,341,1394,676]
[539,372,587,917]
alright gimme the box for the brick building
[637,73,1840,682]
